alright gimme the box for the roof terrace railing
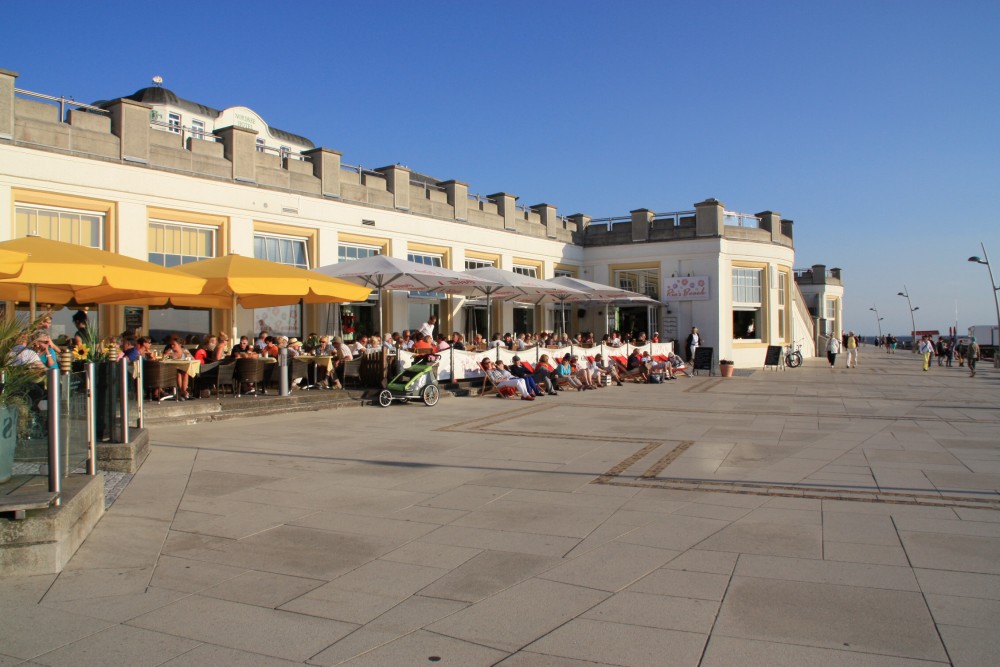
[724,211,761,228]
[150,118,221,144]
[14,87,109,121]
[341,163,386,177]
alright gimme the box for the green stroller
[377,354,441,407]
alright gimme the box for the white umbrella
[314,255,499,337]
[461,267,585,338]
[546,275,645,335]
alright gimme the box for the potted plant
[719,359,735,378]
[0,316,47,483]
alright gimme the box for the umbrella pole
[561,298,567,337]
[231,294,239,348]
[29,284,37,322]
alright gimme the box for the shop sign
[665,276,710,300]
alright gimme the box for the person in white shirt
[418,316,437,339]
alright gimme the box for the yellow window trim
[254,221,319,268]
[512,257,543,276]
[407,242,452,270]
[338,232,390,254]
[12,188,117,251]
[552,262,579,278]
[147,206,229,255]
[465,249,501,266]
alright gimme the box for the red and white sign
[665,276,710,301]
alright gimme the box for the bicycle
[784,340,804,368]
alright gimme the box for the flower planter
[719,363,735,378]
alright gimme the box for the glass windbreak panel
[62,368,91,474]
[12,375,49,474]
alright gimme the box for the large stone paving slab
[5,353,999,664]
[713,577,948,661]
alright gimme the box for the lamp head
[968,256,985,264]
[897,292,906,297]
[913,306,920,312]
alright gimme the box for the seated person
[640,350,672,379]
[193,334,217,364]
[570,354,601,389]
[163,336,195,399]
[496,359,543,397]
[410,333,436,360]
[262,336,280,358]
[532,354,558,394]
[666,351,688,377]
[620,349,650,382]
[450,332,466,350]
[32,333,59,371]
[481,358,534,400]
[214,333,230,361]
[230,335,258,359]
[554,354,584,390]
[590,353,623,386]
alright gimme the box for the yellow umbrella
[106,254,371,341]
[0,248,27,279]
[0,236,206,320]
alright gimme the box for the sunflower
[71,343,90,361]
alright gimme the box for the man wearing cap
[509,355,549,396]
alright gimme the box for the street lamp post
[869,306,884,340]
[968,242,1000,368]
[897,287,919,353]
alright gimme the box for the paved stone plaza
[2,348,999,666]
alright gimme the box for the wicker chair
[199,360,237,397]
[235,357,265,397]
[290,356,315,389]
[143,360,178,402]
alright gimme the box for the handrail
[723,211,761,228]
[150,119,220,143]
[15,88,109,121]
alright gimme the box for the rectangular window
[407,252,445,299]
[512,265,538,278]
[254,233,308,269]
[339,244,381,262]
[615,268,659,299]
[464,259,494,270]
[256,138,265,152]
[280,146,291,161]
[732,267,763,340]
[191,119,206,140]
[168,112,181,134]
[554,269,573,278]
[254,233,308,338]
[15,204,103,248]
[148,220,215,267]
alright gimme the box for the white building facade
[0,67,836,368]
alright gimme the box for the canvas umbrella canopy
[0,236,206,320]
[106,254,372,343]
[314,255,500,339]
[547,275,650,335]
[0,248,27,279]
[460,267,585,339]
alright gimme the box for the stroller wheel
[422,384,440,406]
[377,390,393,407]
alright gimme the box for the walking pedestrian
[918,335,935,371]
[967,336,980,377]
[826,334,841,368]
[845,331,859,368]
[685,326,700,363]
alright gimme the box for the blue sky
[4,1,999,335]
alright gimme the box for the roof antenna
[152,75,163,87]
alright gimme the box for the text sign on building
[665,276,710,301]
